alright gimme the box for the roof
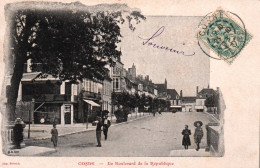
[182,97,196,103]
[197,88,217,98]
[167,89,179,99]
[198,88,217,95]
[21,72,59,82]
[155,84,167,93]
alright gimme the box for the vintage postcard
[0,0,259,168]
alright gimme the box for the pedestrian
[103,115,111,140]
[181,125,191,150]
[13,118,25,149]
[95,116,103,147]
[51,123,58,148]
[194,121,203,151]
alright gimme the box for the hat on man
[194,121,203,127]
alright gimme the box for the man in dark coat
[51,124,58,148]
[13,118,24,149]
[182,125,191,149]
[102,115,111,140]
[95,116,103,147]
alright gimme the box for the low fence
[2,125,14,145]
[206,123,224,156]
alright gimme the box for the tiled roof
[198,88,217,97]
[167,89,179,99]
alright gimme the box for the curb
[203,112,220,123]
[34,148,57,156]
[25,114,152,142]
[5,147,57,157]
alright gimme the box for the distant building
[155,78,168,99]
[195,86,219,112]
[168,89,181,111]
[181,97,196,112]
[102,69,113,113]
[127,64,136,82]
[111,60,124,92]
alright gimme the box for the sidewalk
[24,112,151,141]
[6,146,57,156]
[169,148,211,157]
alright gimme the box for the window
[94,82,97,93]
[91,81,94,92]
[85,80,88,91]
[103,83,106,94]
[87,80,91,92]
[64,105,71,112]
[113,78,120,90]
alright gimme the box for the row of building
[13,58,169,125]
[8,57,219,126]
[170,86,219,113]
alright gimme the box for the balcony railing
[81,91,101,100]
[22,94,72,102]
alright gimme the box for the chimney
[196,86,199,96]
[180,90,183,98]
[27,59,32,73]
[217,87,219,92]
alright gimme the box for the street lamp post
[28,98,35,139]
[28,110,31,139]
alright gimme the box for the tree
[5,3,145,121]
[205,93,219,108]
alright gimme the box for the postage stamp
[197,8,252,64]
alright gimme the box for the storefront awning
[170,106,182,108]
[21,72,60,82]
[195,106,204,109]
[83,99,100,107]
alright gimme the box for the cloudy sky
[119,16,210,96]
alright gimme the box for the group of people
[95,114,111,147]
[50,114,111,148]
[13,116,202,151]
[181,121,204,151]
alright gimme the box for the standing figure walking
[95,116,103,147]
[51,124,58,148]
[194,121,203,151]
[103,115,111,140]
[182,125,191,150]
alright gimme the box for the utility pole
[28,110,31,139]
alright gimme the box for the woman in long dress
[182,125,191,149]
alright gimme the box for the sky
[119,16,210,97]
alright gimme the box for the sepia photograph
[0,1,226,157]
[0,0,259,168]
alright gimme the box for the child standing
[194,121,203,151]
[181,125,191,150]
[51,124,58,148]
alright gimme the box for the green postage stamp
[197,8,252,64]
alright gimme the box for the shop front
[33,102,75,125]
[169,105,182,112]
